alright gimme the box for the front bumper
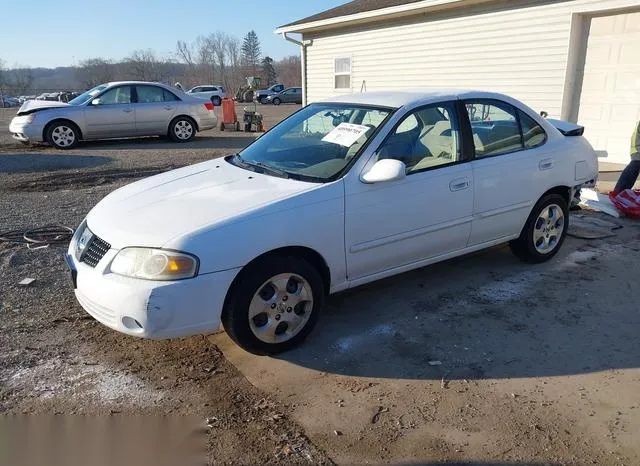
[66,237,239,340]
[9,116,45,142]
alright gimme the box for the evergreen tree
[261,56,277,85]
[241,30,262,75]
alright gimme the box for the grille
[81,235,111,267]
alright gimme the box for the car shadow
[277,236,640,381]
[75,134,259,151]
[0,153,112,174]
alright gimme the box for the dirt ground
[1,105,639,466]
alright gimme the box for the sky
[0,0,347,69]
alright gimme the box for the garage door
[577,11,640,163]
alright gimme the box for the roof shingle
[279,0,425,29]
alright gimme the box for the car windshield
[231,103,393,182]
[68,84,108,105]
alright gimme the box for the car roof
[319,90,522,109]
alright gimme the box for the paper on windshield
[321,123,370,147]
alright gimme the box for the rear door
[464,99,552,245]
[83,85,135,138]
[133,85,179,135]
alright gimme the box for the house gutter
[280,32,312,106]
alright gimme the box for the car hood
[86,158,318,249]
[17,100,71,115]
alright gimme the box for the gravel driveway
[1,104,639,465]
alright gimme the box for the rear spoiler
[545,118,585,137]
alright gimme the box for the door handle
[539,159,554,170]
[449,177,470,192]
[123,108,133,113]
[164,106,173,110]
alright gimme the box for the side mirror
[91,98,102,106]
[361,159,406,184]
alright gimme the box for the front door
[133,85,178,135]
[84,85,135,138]
[345,101,474,280]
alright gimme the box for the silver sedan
[9,81,217,149]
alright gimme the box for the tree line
[0,30,301,96]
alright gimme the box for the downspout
[281,32,312,106]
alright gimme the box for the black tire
[272,97,281,106]
[211,96,222,106]
[219,122,225,131]
[259,97,267,105]
[509,193,569,263]
[222,255,325,355]
[46,120,80,149]
[169,116,196,142]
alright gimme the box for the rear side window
[163,89,179,101]
[518,110,546,148]
[136,86,165,103]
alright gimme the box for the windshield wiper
[233,154,289,179]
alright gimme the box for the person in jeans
[614,120,640,192]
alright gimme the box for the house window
[334,57,351,90]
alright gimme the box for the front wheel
[169,117,196,142]
[46,121,79,149]
[509,193,569,263]
[272,97,281,106]
[222,255,324,355]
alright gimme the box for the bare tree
[125,49,167,81]
[175,40,194,66]
[276,55,302,87]
[225,36,242,91]
[10,67,34,94]
[0,58,6,95]
[76,58,114,88]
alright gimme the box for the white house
[276,0,640,163]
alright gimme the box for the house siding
[302,0,638,118]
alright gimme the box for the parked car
[0,96,19,107]
[185,85,226,106]
[254,83,285,104]
[65,90,597,354]
[266,87,303,105]
[9,81,217,149]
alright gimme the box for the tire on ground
[169,116,196,142]
[46,120,80,150]
[509,193,569,263]
[221,255,324,355]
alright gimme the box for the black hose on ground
[0,225,74,249]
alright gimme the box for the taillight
[204,102,214,111]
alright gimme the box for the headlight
[111,248,199,281]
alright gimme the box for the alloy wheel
[248,273,314,344]
[174,120,193,140]
[51,125,76,148]
[533,203,565,254]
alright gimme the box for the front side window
[99,86,132,105]
[334,57,351,90]
[377,102,460,174]
[232,103,392,182]
[465,100,525,157]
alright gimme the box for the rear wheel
[169,116,196,142]
[509,193,568,263]
[272,97,281,106]
[222,255,324,355]
[46,121,79,149]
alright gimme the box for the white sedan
[66,90,598,354]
